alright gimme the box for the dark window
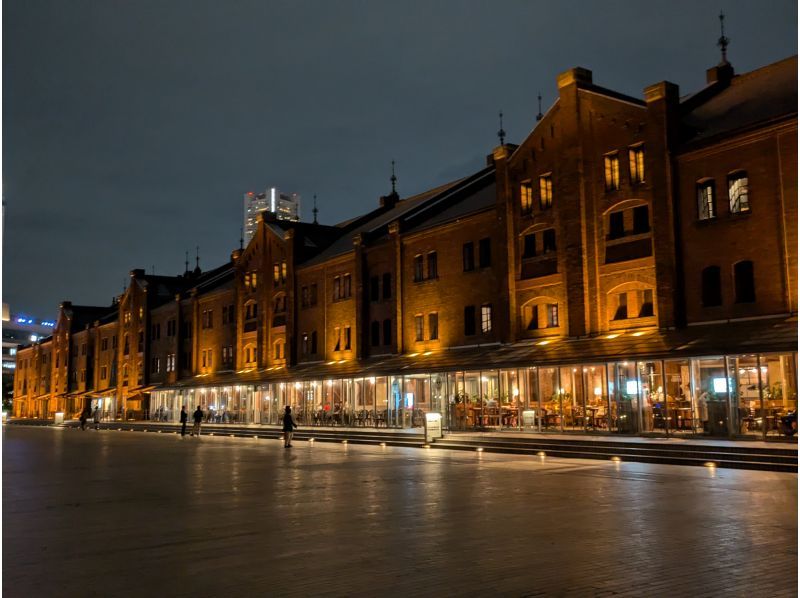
[608,212,625,239]
[639,289,654,317]
[371,321,380,346]
[383,319,391,346]
[523,234,536,258]
[334,328,341,352]
[382,273,391,299]
[701,266,722,307]
[413,255,424,282]
[478,238,491,268]
[527,305,539,330]
[137,331,144,353]
[542,229,556,254]
[613,293,628,320]
[463,242,475,271]
[302,333,309,356]
[344,326,351,351]
[311,331,318,354]
[429,313,438,340]
[734,261,756,303]
[342,274,351,298]
[370,276,379,302]
[414,315,424,342]
[464,305,476,336]
[633,206,650,234]
[427,252,438,279]
[333,276,341,300]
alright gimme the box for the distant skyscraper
[243,187,301,243]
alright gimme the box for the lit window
[604,152,620,191]
[273,264,280,284]
[539,175,553,209]
[481,304,492,333]
[546,303,559,328]
[728,172,750,214]
[697,180,716,220]
[629,145,645,184]
[520,181,533,214]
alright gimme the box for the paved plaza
[3,426,797,597]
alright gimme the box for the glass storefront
[146,351,797,440]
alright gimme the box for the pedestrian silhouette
[283,406,298,447]
[180,405,188,437]
[79,408,88,430]
[192,406,203,437]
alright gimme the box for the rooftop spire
[194,246,201,275]
[497,111,506,145]
[536,93,543,121]
[312,194,319,225]
[717,10,730,65]
[390,161,397,194]
[239,228,244,250]
[184,250,189,273]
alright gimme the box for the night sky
[3,0,797,318]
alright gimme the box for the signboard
[424,412,443,442]
[522,410,539,430]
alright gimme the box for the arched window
[734,261,756,303]
[701,266,722,307]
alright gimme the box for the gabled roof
[66,305,117,331]
[681,56,797,146]
[299,173,488,267]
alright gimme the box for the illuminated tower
[243,187,301,243]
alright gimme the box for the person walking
[282,406,298,447]
[92,406,101,430]
[79,407,88,430]
[191,405,203,437]
[180,405,188,437]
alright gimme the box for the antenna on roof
[717,10,730,65]
[195,246,200,269]
[497,111,506,145]
[239,228,244,250]
[184,250,189,273]
[312,194,319,225]
[536,93,543,121]
[390,161,397,194]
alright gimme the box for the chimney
[380,192,399,209]
[557,67,593,90]
[706,63,734,85]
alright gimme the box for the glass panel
[583,365,608,432]
[614,362,639,434]
[692,357,730,437]
[431,373,446,423]
[538,366,561,431]
[664,360,694,436]
[373,377,388,428]
[762,353,798,438]
[403,375,428,428]
[499,369,521,428]
[482,371,500,427]
[638,361,666,435]
[560,367,579,431]
[727,355,760,437]
[463,371,481,428]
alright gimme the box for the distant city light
[2,362,15,369]
[29,334,39,342]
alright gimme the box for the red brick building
[14,55,797,439]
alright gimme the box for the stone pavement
[3,426,797,597]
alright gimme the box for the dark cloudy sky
[3,0,797,317]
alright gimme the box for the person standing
[282,406,298,447]
[92,406,101,430]
[192,405,203,437]
[79,407,88,430]
[180,406,188,437]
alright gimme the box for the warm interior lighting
[537,340,551,346]
[605,333,620,339]
[631,330,650,337]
